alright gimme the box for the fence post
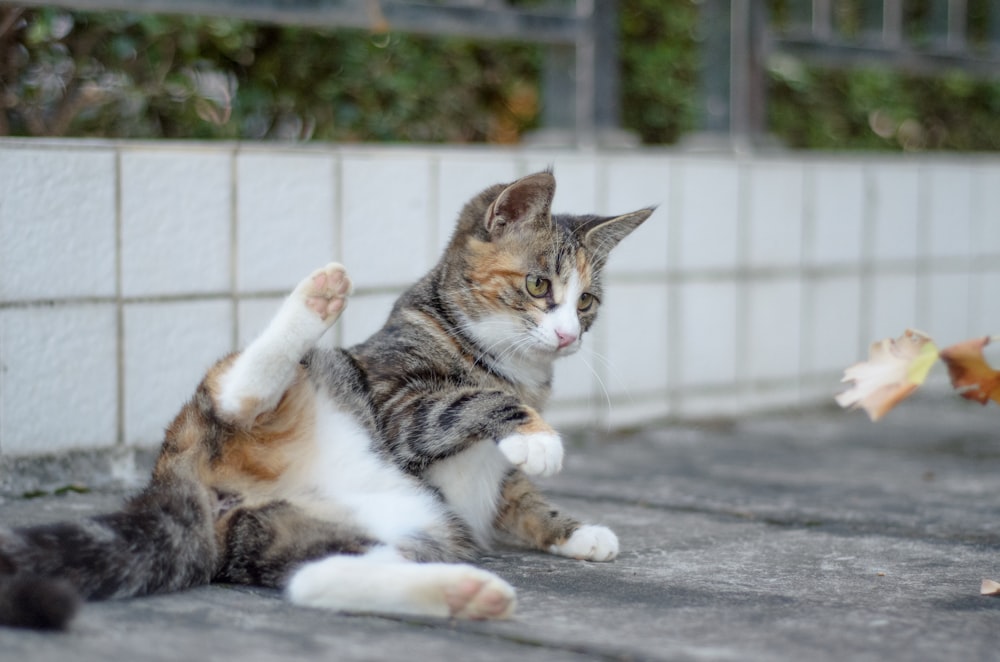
[532,0,636,147]
[686,0,770,151]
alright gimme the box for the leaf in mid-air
[938,336,1000,407]
[835,329,939,421]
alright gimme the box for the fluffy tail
[0,474,220,630]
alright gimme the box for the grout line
[797,162,815,404]
[114,149,125,448]
[734,161,750,391]
[229,148,239,351]
[332,152,344,347]
[666,159,682,415]
[858,161,876,356]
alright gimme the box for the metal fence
[698,0,1000,149]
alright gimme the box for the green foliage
[1,2,999,150]
[0,6,539,141]
[618,0,700,145]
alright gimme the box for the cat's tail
[0,471,220,630]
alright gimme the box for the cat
[0,170,652,629]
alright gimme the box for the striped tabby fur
[0,171,652,629]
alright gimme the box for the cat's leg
[216,263,352,423]
[379,386,564,478]
[494,470,618,562]
[286,547,516,620]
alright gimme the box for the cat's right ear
[484,172,556,235]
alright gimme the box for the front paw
[497,431,563,477]
[550,525,619,562]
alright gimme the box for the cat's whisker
[578,346,634,405]
[574,351,614,424]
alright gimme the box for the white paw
[498,431,563,477]
[550,525,619,562]
[443,566,517,621]
[296,262,352,323]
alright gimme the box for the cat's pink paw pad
[301,263,352,321]
[443,569,516,620]
[498,431,563,477]
[549,525,619,562]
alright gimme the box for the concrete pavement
[1,397,998,661]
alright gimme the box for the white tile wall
[341,154,435,288]
[920,272,973,347]
[604,158,670,275]
[925,165,974,258]
[973,166,1000,257]
[746,161,804,269]
[745,277,803,381]
[677,280,738,386]
[0,148,117,301]
[973,271,1000,334]
[867,272,919,340]
[809,164,865,266]
[0,304,117,455]
[804,275,862,374]
[602,281,670,396]
[523,154,599,214]
[1,139,997,461]
[237,297,285,347]
[123,300,233,447]
[435,155,520,256]
[339,292,400,348]
[121,149,232,297]
[675,160,740,271]
[869,163,920,261]
[236,151,337,292]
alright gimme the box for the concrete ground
[1,398,998,661]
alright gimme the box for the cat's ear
[484,171,556,235]
[580,208,655,259]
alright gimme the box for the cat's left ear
[484,171,556,235]
[580,208,655,259]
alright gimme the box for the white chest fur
[423,439,511,548]
[293,397,449,547]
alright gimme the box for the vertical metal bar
[787,0,813,34]
[883,0,903,48]
[592,0,620,132]
[812,0,833,39]
[730,0,766,143]
[991,0,1000,53]
[539,44,575,136]
[927,0,950,48]
[574,0,596,146]
[947,0,968,50]
[695,0,733,134]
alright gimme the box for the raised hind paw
[297,263,352,323]
[549,525,619,562]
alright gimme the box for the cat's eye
[525,275,551,298]
[578,292,595,312]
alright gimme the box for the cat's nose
[555,330,578,349]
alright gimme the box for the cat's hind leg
[494,470,618,562]
[286,547,516,620]
[216,263,352,423]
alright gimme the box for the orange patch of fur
[515,407,554,437]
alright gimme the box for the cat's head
[442,171,653,366]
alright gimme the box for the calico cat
[0,171,652,629]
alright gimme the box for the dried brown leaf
[938,336,1000,406]
[835,329,939,421]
